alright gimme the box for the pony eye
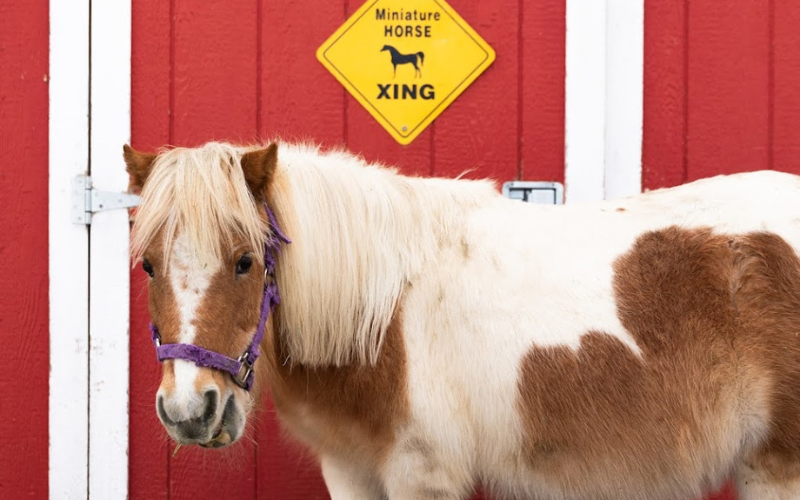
[142,258,155,278]
[236,254,253,275]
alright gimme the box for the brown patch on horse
[144,240,181,345]
[160,360,176,394]
[190,248,265,360]
[264,305,409,465]
[192,363,231,393]
[516,227,800,498]
[144,243,187,396]
[726,232,800,477]
[123,144,157,192]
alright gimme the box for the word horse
[126,140,800,500]
[381,44,424,78]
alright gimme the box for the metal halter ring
[234,352,255,389]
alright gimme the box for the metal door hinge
[71,175,141,225]
[502,181,564,205]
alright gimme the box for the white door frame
[49,1,131,498]
[49,1,90,496]
[565,0,644,202]
[88,1,132,497]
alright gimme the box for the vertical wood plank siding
[123,0,800,498]
[0,1,49,498]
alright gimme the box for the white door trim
[564,0,643,203]
[89,1,132,498]
[565,0,607,203]
[49,1,132,498]
[49,0,90,497]
[604,0,644,199]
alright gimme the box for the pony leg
[320,455,383,500]
[736,454,800,500]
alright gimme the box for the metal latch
[71,175,141,225]
[502,181,564,205]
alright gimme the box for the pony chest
[267,325,410,458]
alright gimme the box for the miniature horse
[125,141,800,500]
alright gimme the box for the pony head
[124,142,279,448]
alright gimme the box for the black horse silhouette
[381,45,425,78]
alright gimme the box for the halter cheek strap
[149,205,290,391]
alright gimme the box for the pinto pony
[125,141,800,500]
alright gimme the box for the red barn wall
[129,1,564,498]
[0,1,50,498]
[125,0,799,499]
[1,0,793,497]
[643,0,800,190]
[0,0,800,499]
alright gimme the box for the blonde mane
[133,141,499,367]
[130,142,268,268]
[270,144,497,366]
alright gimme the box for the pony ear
[240,142,278,200]
[123,144,157,193]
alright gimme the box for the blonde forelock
[130,142,268,268]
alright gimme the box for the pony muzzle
[156,364,247,448]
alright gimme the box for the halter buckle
[234,352,254,389]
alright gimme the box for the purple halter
[149,205,290,391]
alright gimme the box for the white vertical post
[564,0,644,203]
[565,0,607,203]
[89,1,131,498]
[49,0,90,498]
[604,0,643,199]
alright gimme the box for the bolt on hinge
[71,175,141,225]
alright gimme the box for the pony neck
[266,145,495,368]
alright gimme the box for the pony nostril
[157,395,175,426]
[201,389,218,424]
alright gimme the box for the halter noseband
[149,205,290,391]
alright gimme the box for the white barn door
[50,1,131,498]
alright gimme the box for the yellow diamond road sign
[317,0,496,145]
